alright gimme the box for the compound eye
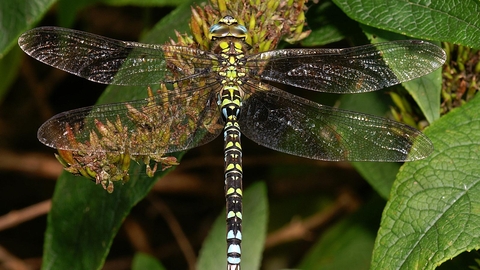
[230,25,247,38]
[209,25,231,38]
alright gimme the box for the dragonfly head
[209,15,248,41]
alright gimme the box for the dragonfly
[18,15,446,270]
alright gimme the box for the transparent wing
[239,81,433,161]
[18,27,216,85]
[37,83,224,155]
[247,40,446,93]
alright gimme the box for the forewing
[18,27,215,85]
[239,81,433,161]
[247,40,446,93]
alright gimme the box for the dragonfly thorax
[213,37,248,120]
[210,18,249,122]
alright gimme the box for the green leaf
[352,161,400,200]
[0,0,56,103]
[371,94,480,269]
[0,0,56,57]
[0,46,23,104]
[301,0,357,47]
[403,67,442,124]
[43,167,177,270]
[57,0,186,27]
[197,182,268,270]
[298,196,384,270]
[57,0,97,27]
[42,2,194,270]
[132,252,166,270]
[332,0,480,48]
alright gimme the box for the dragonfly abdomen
[224,114,243,269]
